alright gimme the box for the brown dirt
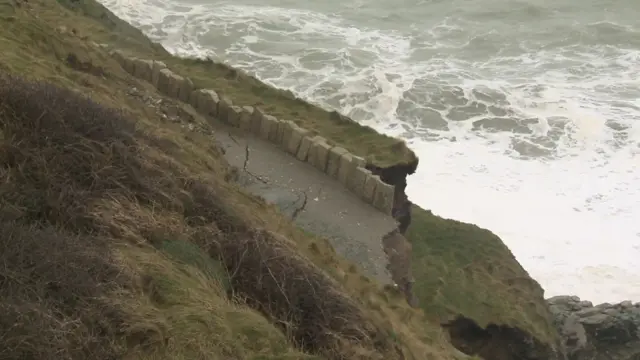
[382,230,418,308]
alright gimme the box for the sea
[97,0,640,304]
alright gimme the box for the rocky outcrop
[548,296,640,360]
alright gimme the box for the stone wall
[110,50,396,216]
[547,296,640,360]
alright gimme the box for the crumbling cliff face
[366,161,417,236]
[368,158,566,360]
[366,160,418,306]
[548,296,640,360]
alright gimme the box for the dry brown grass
[219,228,400,358]
[0,70,416,360]
[0,223,130,360]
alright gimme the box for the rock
[122,56,137,75]
[580,313,610,325]
[326,146,347,179]
[296,135,312,162]
[227,106,242,128]
[288,125,310,157]
[110,50,126,67]
[275,120,289,146]
[576,307,602,318]
[579,300,593,308]
[199,89,220,120]
[372,177,394,214]
[349,167,370,200]
[156,68,174,96]
[336,152,359,188]
[178,77,194,103]
[259,115,279,141]
[362,173,379,203]
[166,73,185,99]
[307,136,332,172]
[238,106,254,131]
[151,61,167,88]
[548,296,581,306]
[133,58,153,82]
[250,107,267,135]
[620,300,633,309]
[217,96,233,125]
[547,297,640,360]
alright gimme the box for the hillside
[0,0,561,359]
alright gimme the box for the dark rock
[547,296,640,360]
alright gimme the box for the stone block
[151,61,167,88]
[268,118,282,143]
[217,97,233,125]
[337,152,360,187]
[122,57,136,75]
[156,68,173,96]
[189,89,202,109]
[198,89,220,120]
[326,146,348,179]
[239,106,254,131]
[250,108,266,135]
[296,135,313,162]
[362,173,379,203]
[372,178,395,214]
[260,115,279,141]
[167,73,184,99]
[351,155,366,168]
[276,120,293,147]
[228,106,242,128]
[133,59,153,81]
[307,136,332,172]
[348,167,370,198]
[287,125,310,156]
[178,77,194,103]
[110,50,126,67]
[281,121,296,149]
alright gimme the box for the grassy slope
[56,0,415,168]
[0,0,558,358]
[0,1,456,359]
[407,208,558,345]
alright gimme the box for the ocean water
[98,0,640,304]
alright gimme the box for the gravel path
[212,126,396,285]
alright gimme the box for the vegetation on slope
[0,1,454,359]
[0,0,560,359]
[53,0,416,168]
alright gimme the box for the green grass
[119,243,320,360]
[406,207,558,346]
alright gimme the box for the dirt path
[211,126,397,286]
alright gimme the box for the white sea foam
[98,0,640,303]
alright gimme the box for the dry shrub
[220,228,400,360]
[0,222,131,360]
[0,72,187,229]
[0,72,399,359]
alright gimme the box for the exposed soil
[366,161,419,307]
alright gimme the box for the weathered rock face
[444,316,561,360]
[547,295,640,360]
[366,161,419,307]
